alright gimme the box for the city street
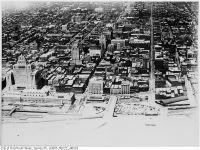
[1,1,199,147]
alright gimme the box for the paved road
[149,3,155,103]
[103,95,117,121]
[184,75,197,106]
[80,22,100,45]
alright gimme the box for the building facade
[121,81,130,95]
[99,34,106,49]
[12,55,37,90]
[71,42,82,65]
[111,38,126,50]
[62,24,68,32]
[88,77,104,94]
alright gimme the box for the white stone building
[12,55,37,90]
[88,77,104,94]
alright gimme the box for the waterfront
[1,1,199,146]
[2,109,199,146]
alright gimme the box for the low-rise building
[88,77,104,94]
[2,86,75,105]
[121,80,130,95]
[89,47,102,58]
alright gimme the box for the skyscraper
[99,34,106,49]
[71,42,82,65]
[12,54,37,90]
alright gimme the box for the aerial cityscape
[1,1,199,146]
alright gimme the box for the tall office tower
[71,42,82,65]
[99,34,106,49]
[71,15,75,22]
[117,43,121,50]
[126,3,132,14]
[142,58,150,69]
[13,55,37,90]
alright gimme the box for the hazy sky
[1,1,33,11]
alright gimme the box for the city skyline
[1,1,199,147]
